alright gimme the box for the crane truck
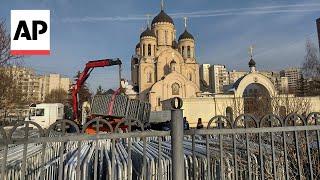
[25,58,168,132]
[70,58,154,134]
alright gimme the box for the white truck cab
[26,103,64,129]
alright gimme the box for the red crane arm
[72,58,122,121]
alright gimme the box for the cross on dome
[146,13,151,27]
[249,46,253,57]
[248,45,256,69]
[183,17,188,30]
[161,0,164,10]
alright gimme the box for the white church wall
[162,95,236,127]
[161,95,320,127]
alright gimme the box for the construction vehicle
[25,103,64,129]
[71,58,122,133]
[71,58,151,134]
[72,58,122,121]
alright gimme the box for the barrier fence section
[0,98,320,179]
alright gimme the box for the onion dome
[249,58,256,67]
[140,27,156,38]
[178,30,194,41]
[136,43,140,49]
[172,40,178,49]
[152,10,174,25]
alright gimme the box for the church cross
[249,46,253,57]
[161,0,164,10]
[146,14,151,27]
[183,17,188,30]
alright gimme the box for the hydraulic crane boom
[72,58,122,121]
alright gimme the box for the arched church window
[148,44,151,56]
[172,83,180,95]
[182,46,185,56]
[164,30,168,45]
[157,97,161,106]
[171,32,173,41]
[143,44,145,56]
[156,30,158,44]
[170,60,176,72]
[188,73,192,81]
[154,45,156,55]
[147,72,152,83]
[187,46,191,58]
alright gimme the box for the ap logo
[11,10,50,55]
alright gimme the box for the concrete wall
[162,95,237,127]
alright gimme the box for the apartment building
[14,67,40,102]
[259,70,289,93]
[209,65,229,93]
[3,67,71,102]
[280,67,302,93]
[49,74,71,93]
[38,75,50,102]
[200,64,290,94]
[200,64,211,92]
[228,70,248,84]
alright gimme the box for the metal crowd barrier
[91,95,151,124]
[0,98,320,180]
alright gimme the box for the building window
[157,97,161,106]
[171,32,173,42]
[148,44,151,56]
[172,83,180,95]
[182,46,185,56]
[170,60,176,72]
[165,30,167,45]
[154,45,156,56]
[187,46,191,58]
[156,30,158,44]
[143,44,145,56]
[147,72,152,83]
[188,73,192,81]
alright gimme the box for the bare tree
[230,92,311,120]
[302,38,319,79]
[232,96,245,117]
[0,19,23,66]
[0,68,25,118]
[0,19,25,119]
[301,38,320,95]
[271,93,311,119]
[73,71,92,105]
[44,88,69,103]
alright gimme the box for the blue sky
[1,0,320,92]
